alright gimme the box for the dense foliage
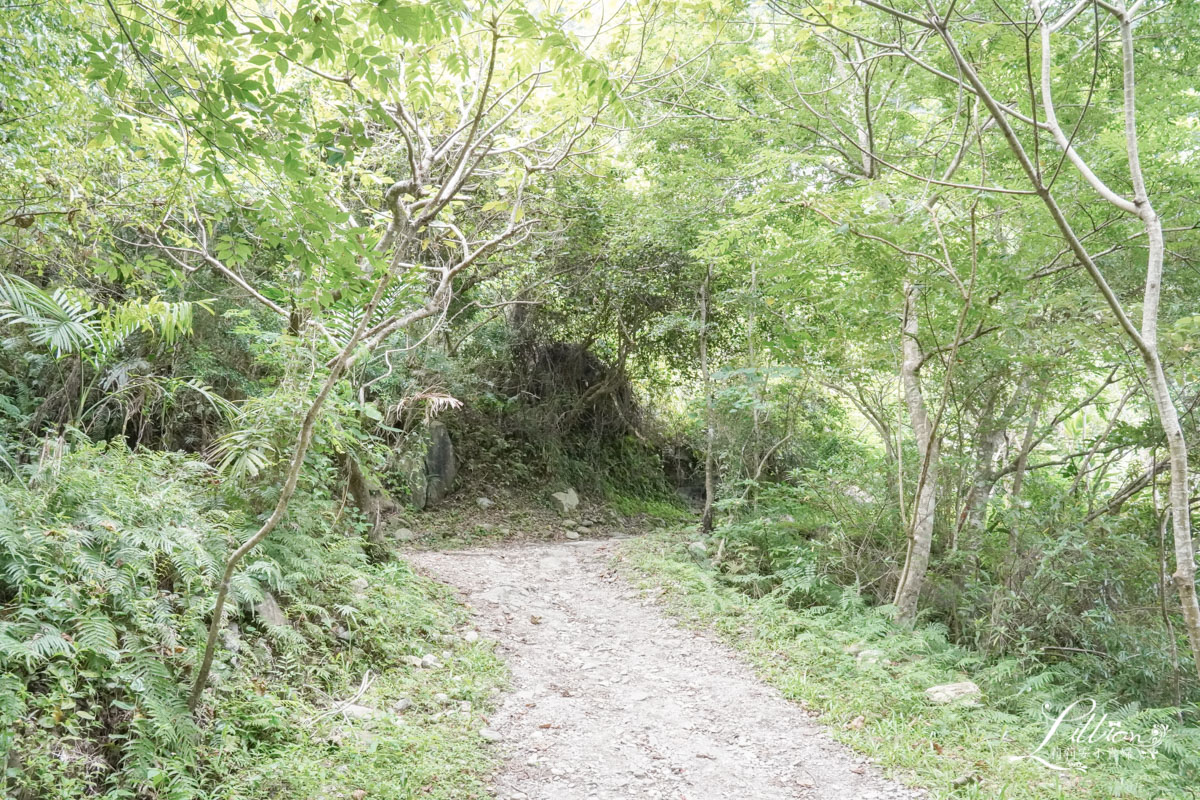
[0,440,503,798]
[3,0,1200,797]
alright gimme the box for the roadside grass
[617,530,1197,800]
[215,561,508,800]
[605,492,695,523]
[0,441,506,799]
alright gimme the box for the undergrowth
[605,493,694,522]
[0,440,505,799]
[618,530,1200,800]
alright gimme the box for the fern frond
[74,614,120,659]
[0,272,98,357]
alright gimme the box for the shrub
[0,441,235,797]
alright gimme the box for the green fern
[0,272,210,365]
[0,273,98,357]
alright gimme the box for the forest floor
[407,536,924,800]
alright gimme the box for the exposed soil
[407,537,925,800]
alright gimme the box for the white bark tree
[776,0,1200,675]
[894,281,940,621]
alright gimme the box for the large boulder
[255,593,287,627]
[396,422,456,510]
[396,451,428,510]
[551,487,579,514]
[424,421,457,507]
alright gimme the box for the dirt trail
[408,538,923,800]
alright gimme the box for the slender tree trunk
[981,394,1043,651]
[956,391,1003,550]
[700,265,716,534]
[894,282,939,623]
[1158,509,1184,712]
[1140,213,1200,677]
[916,2,1200,678]
[189,270,396,711]
[959,449,998,545]
[338,452,396,552]
[748,260,761,484]
[1005,398,1040,583]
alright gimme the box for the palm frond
[0,272,98,357]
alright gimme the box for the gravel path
[408,538,924,800]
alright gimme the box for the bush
[0,442,234,796]
[0,439,503,799]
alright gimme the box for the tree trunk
[700,265,716,534]
[1148,327,1200,677]
[1005,397,1040,577]
[747,260,761,485]
[955,390,1003,550]
[338,452,396,553]
[1138,203,1200,678]
[959,460,998,544]
[894,282,939,624]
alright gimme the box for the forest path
[407,538,923,800]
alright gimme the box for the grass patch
[214,562,507,800]
[605,492,694,523]
[617,530,1197,800]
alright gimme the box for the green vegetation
[1,440,503,799]
[4,0,1200,797]
[621,531,1199,799]
[605,494,693,523]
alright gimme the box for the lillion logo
[1009,697,1168,772]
